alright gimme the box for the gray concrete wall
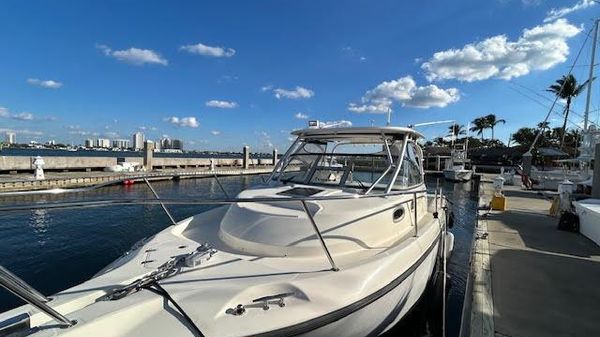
[0,155,266,171]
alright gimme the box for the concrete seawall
[0,167,275,193]
[0,155,274,172]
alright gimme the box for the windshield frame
[269,132,417,194]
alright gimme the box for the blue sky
[0,0,598,151]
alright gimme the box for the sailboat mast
[583,19,599,131]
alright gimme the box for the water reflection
[29,209,50,245]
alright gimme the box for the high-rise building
[96,138,110,148]
[132,132,145,150]
[172,139,183,150]
[5,132,16,144]
[160,137,172,150]
[112,139,130,149]
[85,139,94,148]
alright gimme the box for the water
[0,175,476,337]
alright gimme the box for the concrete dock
[0,167,275,193]
[465,178,600,337]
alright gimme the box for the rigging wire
[526,23,595,152]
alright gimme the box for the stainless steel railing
[0,266,73,328]
[0,175,445,330]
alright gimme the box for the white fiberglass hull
[530,169,589,191]
[443,169,472,182]
[0,188,444,337]
[573,199,600,247]
[291,239,440,337]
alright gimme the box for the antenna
[386,107,392,126]
[583,18,599,131]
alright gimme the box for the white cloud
[421,19,582,82]
[321,120,353,128]
[273,86,314,99]
[349,76,460,112]
[0,128,43,136]
[260,84,273,92]
[12,112,34,121]
[165,116,199,128]
[294,112,309,119]
[0,107,54,121]
[341,46,367,62]
[210,130,221,136]
[205,100,238,109]
[544,0,596,22]
[27,78,62,89]
[97,44,168,66]
[180,43,235,58]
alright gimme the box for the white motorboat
[573,199,600,247]
[0,126,452,337]
[443,143,472,182]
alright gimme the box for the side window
[394,142,423,188]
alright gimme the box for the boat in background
[443,142,473,182]
[0,126,453,337]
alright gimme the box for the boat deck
[466,180,600,337]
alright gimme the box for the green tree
[484,114,506,140]
[448,124,466,137]
[511,127,537,148]
[547,74,590,149]
[469,117,488,140]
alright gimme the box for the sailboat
[0,125,454,337]
[528,19,600,191]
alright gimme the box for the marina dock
[464,177,600,337]
[0,167,275,193]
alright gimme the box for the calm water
[0,175,476,337]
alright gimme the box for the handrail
[0,187,432,213]
[0,266,73,327]
[0,176,432,328]
[143,178,177,226]
[300,200,339,271]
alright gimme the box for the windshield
[273,136,406,191]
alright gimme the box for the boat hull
[253,236,441,337]
[443,169,472,182]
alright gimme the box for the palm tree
[484,114,505,140]
[448,124,466,137]
[537,121,550,130]
[547,74,589,149]
[469,117,487,140]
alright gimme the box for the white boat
[104,162,142,173]
[443,143,472,182]
[573,199,600,247]
[0,126,452,337]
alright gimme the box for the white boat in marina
[443,143,472,182]
[573,199,600,247]
[0,126,453,337]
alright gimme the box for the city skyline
[0,1,599,151]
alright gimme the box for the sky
[0,0,599,152]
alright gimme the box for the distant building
[160,137,172,150]
[5,132,16,144]
[96,138,110,148]
[47,140,56,146]
[112,139,130,149]
[85,139,94,148]
[172,139,183,150]
[133,132,145,150]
